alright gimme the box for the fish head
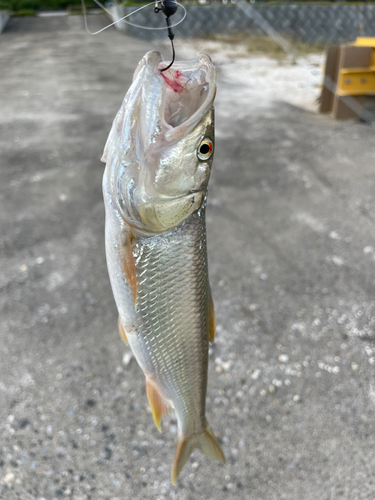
[102,51,216,233]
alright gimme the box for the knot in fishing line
[156,0,178,18]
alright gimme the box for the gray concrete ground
[1,14,375,500]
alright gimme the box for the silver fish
[102,51,224,483]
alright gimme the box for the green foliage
[4,0,96,12]
[12,7,36,14]
[120,1,149,4]
[4,0,375,14]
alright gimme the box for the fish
[101,51,224,484]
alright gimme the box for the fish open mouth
[129,51,216,145]
[159,56,215,128]
[158,54,216,141]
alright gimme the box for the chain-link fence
[110,3,375,43]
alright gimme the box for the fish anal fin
[171,420,225,485]
[119,230,137,307]
[146,378,171,433]
[208,289,216,344]
[118,317,128,344]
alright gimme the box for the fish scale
[131,211,209,429]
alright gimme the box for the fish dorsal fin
[118,317,128,344]
[208,288,216,344]
[146,378,171,433]
[119,230,137,307]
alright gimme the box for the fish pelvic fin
[119,230,137,307]
[146,378,171,433]
[118,317,128,344]
[171,421,225,485]
[208,288,216,344]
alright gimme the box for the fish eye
[197,138,214,161]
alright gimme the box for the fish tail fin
[171,421,225,485]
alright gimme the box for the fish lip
[133,50,163,82]
[146,51,216,143]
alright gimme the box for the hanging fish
[102,51,224,484]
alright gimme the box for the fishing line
[81,0,186,36]
[117,2,186,31]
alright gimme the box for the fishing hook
[155,0,177,72]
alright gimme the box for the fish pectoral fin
[171,420,225,485]
[118,317,128,344]
[146,378,172,433]
[208,287,216,344]
[139,192,204,232]
[119,230,137,307]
